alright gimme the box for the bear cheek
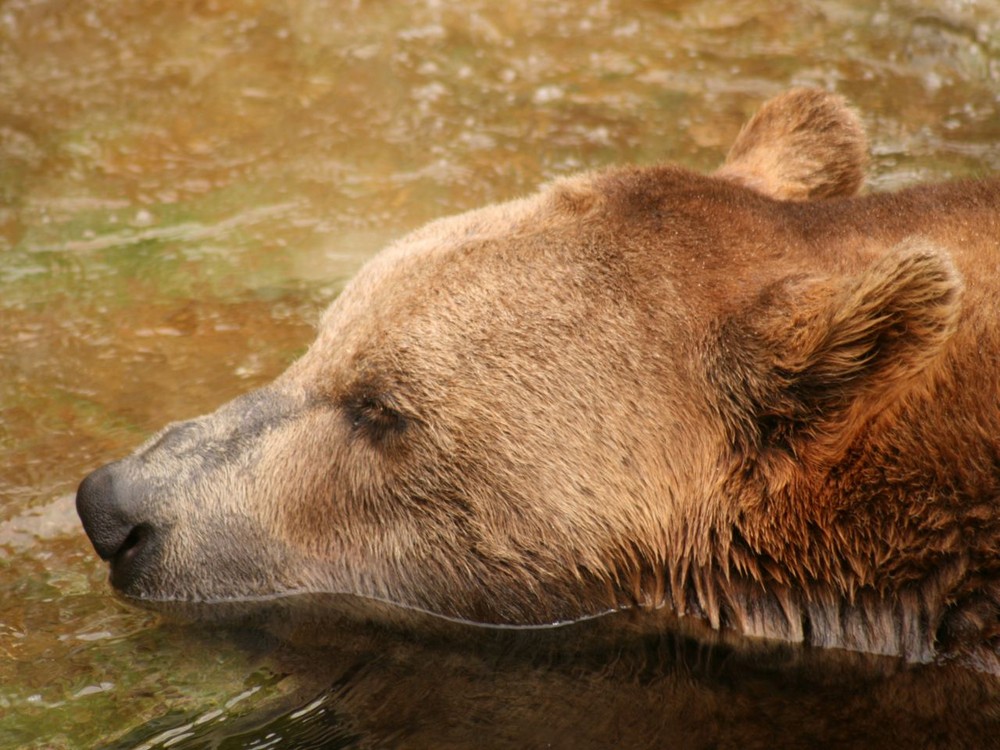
[262,412,414,587]
[261,426,498,614]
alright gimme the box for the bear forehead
[319,163,738,324]
[315,184,610,328]
[299,162,792,398]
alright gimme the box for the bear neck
[631,350,1000,664]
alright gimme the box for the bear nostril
[116,523,150,564]
[76,464,143,562]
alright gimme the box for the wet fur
[535,159,1000,662]
[78,90,1000,665]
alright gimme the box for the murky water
[1,1,998,747]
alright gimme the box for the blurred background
[1,1,998,747]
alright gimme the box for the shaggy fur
[77,89,1000,664]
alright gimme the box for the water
[1,0,998,747]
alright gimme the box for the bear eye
[344,393,408,440]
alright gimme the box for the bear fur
[77,89,1000,663]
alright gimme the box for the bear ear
[724,240,962,467]
[716,88,869,201]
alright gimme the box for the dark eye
[345,394,408,440]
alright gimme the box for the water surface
[1,1,998,747]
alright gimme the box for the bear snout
[76,462,159,590]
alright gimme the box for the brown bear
[76,89,1000,664]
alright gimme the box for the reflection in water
[106,595,1000,749]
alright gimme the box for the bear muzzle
[76,461,162,592]
[76,386,318,602]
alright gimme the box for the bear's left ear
[721,239,962,467]
[716,88,868,201]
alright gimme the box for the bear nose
[76,463,146,562]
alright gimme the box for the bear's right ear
[716,88,868,201]
[720,239,962,471]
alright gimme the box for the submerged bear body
[77,90,1000,664]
